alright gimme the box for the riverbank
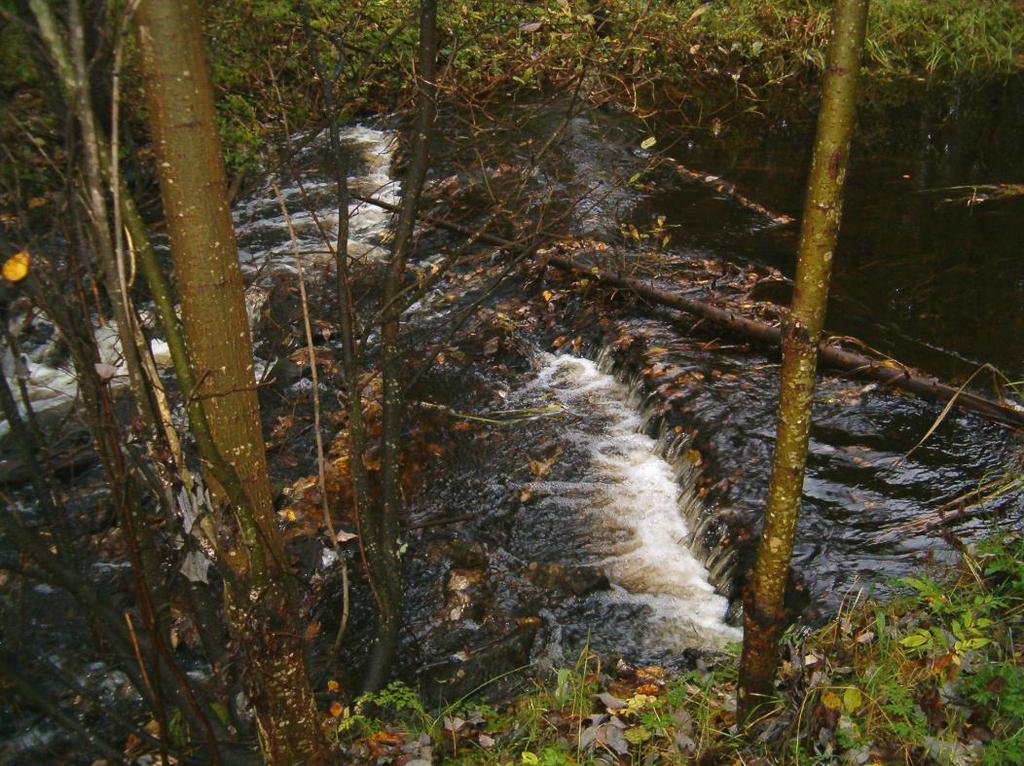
[326,531,1024,764]
[3,1,1020,196]
[197,0,1023,173]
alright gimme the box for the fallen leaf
[843,687,862,712]
[822,691,842,710]
[686,3,710,24]
[94,362,119,382]
[624,725,651,744]
[2,250,30,282]
[597,692,627,710]
[180,550,211,584]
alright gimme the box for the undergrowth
[325,533,1024,764]
[3,0,1020,198]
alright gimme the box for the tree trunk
[736,0,870,725]
[133,2,329,762]
[366,0,439,692]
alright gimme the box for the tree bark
[736,0,870,725]
[133,2,329,762]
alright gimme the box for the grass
[321,531,1024,764]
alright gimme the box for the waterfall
[526,351,740,652]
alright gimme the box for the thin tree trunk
[29,0,161,434]
[737,0,870,724]
[366,0,439,692]
[133,2,329,762]
[298,0,372,657]
[25,4,234,749]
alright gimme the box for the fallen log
[353,193,1021,428]
[673,163,795,226]
[547,254,1024,430]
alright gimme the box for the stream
[2,83,1023,759]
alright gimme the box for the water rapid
[523,352,740,652]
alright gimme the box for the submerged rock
[525,561,611,597]
[418,618,540,703]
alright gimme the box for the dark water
[618,80,1024,607]
[646,80,1024,379]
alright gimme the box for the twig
[273,182,351,648]
[673,162,795,225]
[125,610,170,766]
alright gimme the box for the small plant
[334,680,428,736]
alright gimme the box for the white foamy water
[234,125,399,277]
[2,125,400,436]
[0,321,171,437]
[530,353,741,651]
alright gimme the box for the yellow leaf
[327,679,340,692]
[843,687,862,712]
[3,250,30,283]
[686,4,711,24]
[822,691,842,710]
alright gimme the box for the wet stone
[417,619,540,704]
[444,568,488,623]
[426,538,489,570]
[525,561,611,597]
